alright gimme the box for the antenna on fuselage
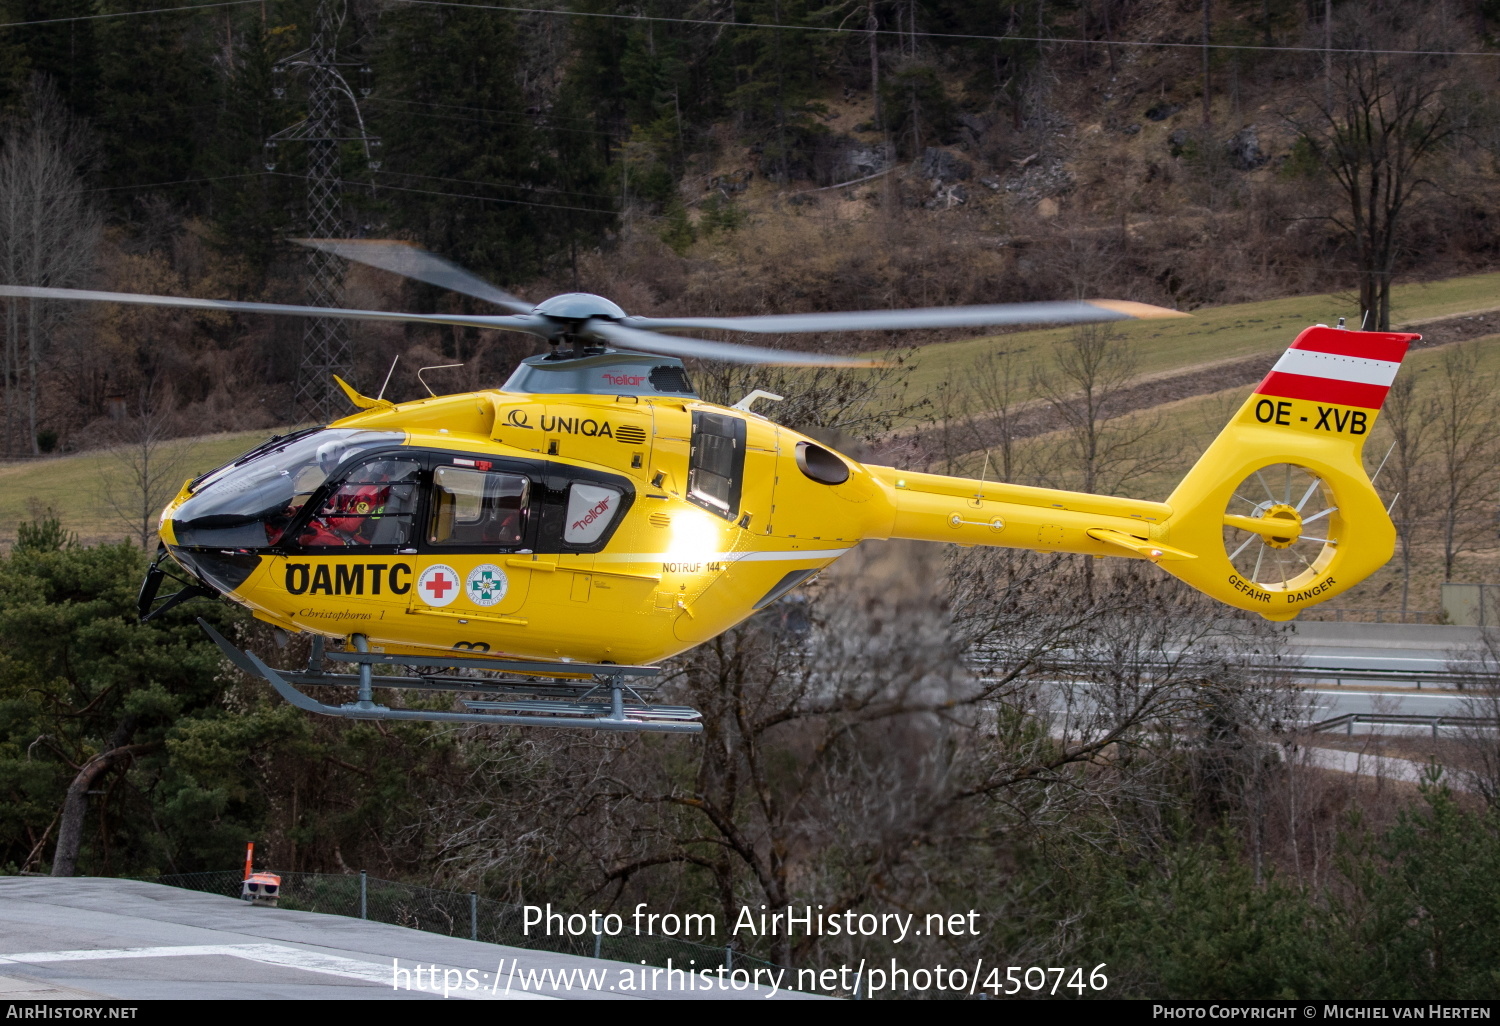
[417,363,464,397]
[376,354,400,401]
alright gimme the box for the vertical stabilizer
[1157,325,1418,620]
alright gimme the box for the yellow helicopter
[0,240,1418,734]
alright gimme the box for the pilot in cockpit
[298,477,392,546]
[264,440,344,545]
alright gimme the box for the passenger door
[739,417,780,536]
[410,457,540,618]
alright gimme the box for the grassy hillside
[1033,328,1500,500]
[0,430,274,548]
[898,271,1500,411]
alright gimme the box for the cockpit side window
[297,458,423,548]
[687,411,746,519]
[428,466,530,548]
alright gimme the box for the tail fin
[1159,325,1418,621]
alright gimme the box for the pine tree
[92,0,216,207]
[12,0,100,118]
[729,0,829,183]
[372,4,548,286]
[202,5,305,278]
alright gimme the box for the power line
[85,171,267,192]
[0,0,261,28]
[77,167,1476,281]
[77,166,617,215]
[349,176,617,216]
[3,0,1498,60]
[388,0,1500,60]
[361,97,615,139]
[368,95,604,128]
[375,168,617,203]
[88,101,227,123]
[270,170,623,217]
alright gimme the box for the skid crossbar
[198,619,703,734]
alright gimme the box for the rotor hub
[531,292,627,322]
[1256,503,1302,548]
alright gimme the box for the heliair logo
[466,564,508,607]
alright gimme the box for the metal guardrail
[1306,712,1500,738]
[1282,664,1481,689]
[970,646,1494,691]
[146,870,789,976]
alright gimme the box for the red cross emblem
[417,563,461,607]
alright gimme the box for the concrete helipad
[0,877,812,1000]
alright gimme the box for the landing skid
[197,619,702,734]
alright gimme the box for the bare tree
[1287,6,1451,330]
[925,379,971,475]
[593,548,1249,967]
[694,352,924,443]
[1201,0,1213,126]
[960,346,1027,483]
[1428,345,1499,580]
[0,76,101,455]
[1447,633,1500,808]
[1031,324,1168,498]
[403,543,1292,971]
[1374,373,1433,617]
[52,736,159,877]
[99,384,194,549]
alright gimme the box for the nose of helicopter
[149,427,408,605]
[151,496,259,601]
[160,541,261,598]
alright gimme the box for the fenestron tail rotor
[1222,463,1342,591]
[0,239,1189,368]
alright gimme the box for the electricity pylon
[264,0,380,421]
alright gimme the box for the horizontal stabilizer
[1085,528,1197,562]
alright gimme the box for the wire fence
[148,870,788,976]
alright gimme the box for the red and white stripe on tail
[1254,325,1419,411]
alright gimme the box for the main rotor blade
[587,321,885,367]
[0,284,551,335]
[625,299,1188,334]
[293,238,532,313]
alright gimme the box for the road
[1303,686,1481,723]
[1277,620,1490,685]
[1280,622,1494,730]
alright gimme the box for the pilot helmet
[314,438,346,470]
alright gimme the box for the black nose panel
[170,548,261,593]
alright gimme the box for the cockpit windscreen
[172,429,406,548]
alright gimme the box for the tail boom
[858,325,1416,622]
[865,465,1180,559]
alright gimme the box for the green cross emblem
[470,570,501,599]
